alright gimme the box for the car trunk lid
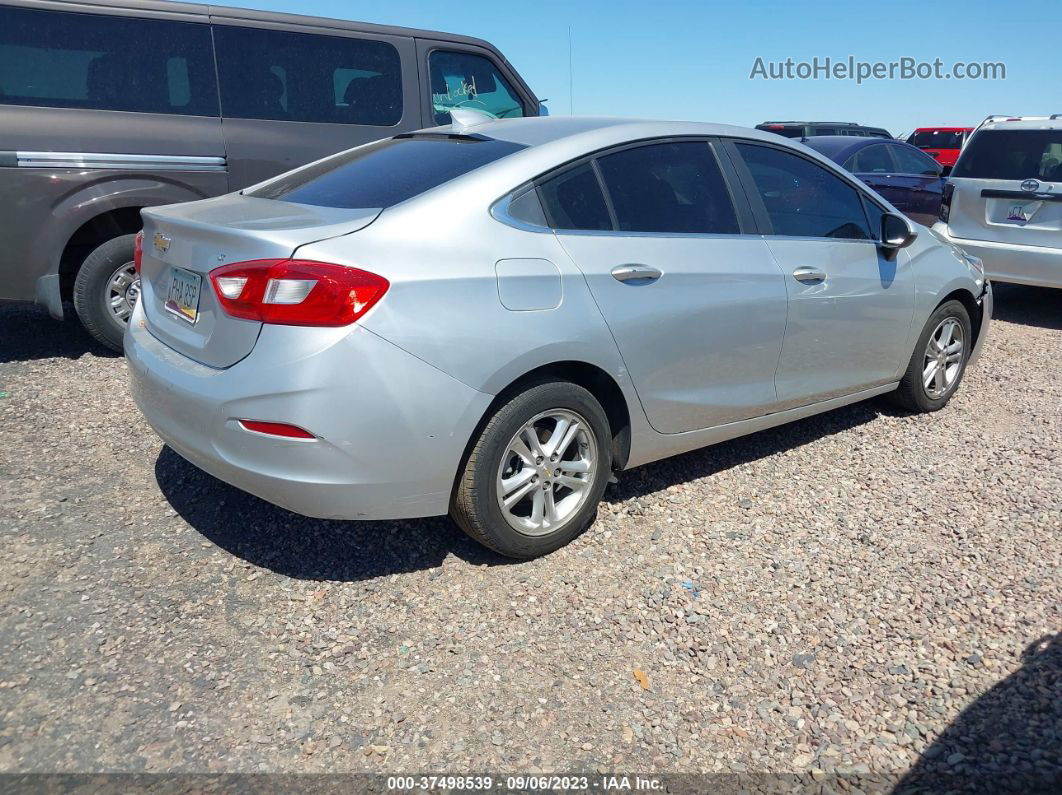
[139,194,380,368]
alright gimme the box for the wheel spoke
[934,365,947,392]
[501,468,535,497]
[554,474,586,492]
[522,427,547,459]
[549,419,581,458]
[543,488,557,526]
[508,438,536,466]
[557,458,590,474]
[946,351,963,364]
[530,488,545,527]
[923,361,939,389]
[502,478,537,510]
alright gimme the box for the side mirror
[880,212,917,250]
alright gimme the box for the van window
[596,142,739,234]
[952,130,1062,182]
[0,6,217,116]
[429,51,525,124]
[213,26,402,126]
[248,135,525,208]
[736,143,873,240]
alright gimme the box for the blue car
[801,136,945,226]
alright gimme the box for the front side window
[736,143,873,240]
[952,130,1062,182]
[429,51,525,125]
[890,145,941,175]
[0,6,217,116]
[595,142,739,234]
[537,162,612,231]
[249,135,525,208]
[213,26,401,125]
[847,144,895,174]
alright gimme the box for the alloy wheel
[922,317,965,399]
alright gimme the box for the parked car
[0,0,542,350]
[125,115,992,558]
[906,127,973,174]
[802,136,945,226]
[756,121,893,139]
[933,116,1062,288]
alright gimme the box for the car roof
[913,127,973,133]
[759,121,860,126]
[978,118,1062,132]
[426,116,790,148]
[799,135,891,161]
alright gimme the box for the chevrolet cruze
[126,115,992,558]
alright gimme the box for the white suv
[933,115,1062,288]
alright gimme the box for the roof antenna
[568,26,574,116]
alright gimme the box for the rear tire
[451,380,612,559]
[73,234,139,352]
[889,299,972,412]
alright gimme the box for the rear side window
[595,142,739,234]
[0,6,217,116]
[537,163,612,231]
[736,142,873,240]
[248,135,525,208]
[429,51,526,125]
[213,26,402,125]
[847,144,895,173]
[890,145,941,175]
[952,130,1062,182]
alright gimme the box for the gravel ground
[1,285,1059,787]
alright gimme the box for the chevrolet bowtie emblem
[153,231,171,253]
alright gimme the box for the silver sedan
[125,116,992,558]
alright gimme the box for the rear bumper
[932,224,1062,289]
[124,303,493,520]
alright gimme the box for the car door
[540,139,789,434]
[209,18,419,188]
[883,143,944,225]
[729,140,915,408]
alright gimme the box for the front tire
[72,234,140,352]
[890,299,972,412]
[451,380,612,559]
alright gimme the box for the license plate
[1005,201,1042,224]
[164,266,202,324]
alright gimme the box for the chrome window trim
[490,190,551,234]
[14,152,227,172]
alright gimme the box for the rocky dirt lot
[1,285,1059,788]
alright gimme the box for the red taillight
[134,230,144,275]
[238,420,315,439]
[209,259,389,326]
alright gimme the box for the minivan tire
[451,380,612,559]
[890,299,972,413]
[73,234,139,353]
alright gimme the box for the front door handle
[792,266,827,283]
[611,264,662,283]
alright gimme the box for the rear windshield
[756,125,805,138]
[911,131,964,149]
[248,135,527,208]
[952,130,1062,181]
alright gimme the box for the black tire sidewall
[464,382,612,558]
[72,234,138,352]
[909,300,973,411]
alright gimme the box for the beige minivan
[0,0,542,349]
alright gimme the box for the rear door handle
[611,264,662,283]
[792,266,827,283]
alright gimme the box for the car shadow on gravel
[893,633,1061,794]
[991,283,1061,331]
[603,399,894,504]
[0,304,119,363]
[154,445,513,580]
